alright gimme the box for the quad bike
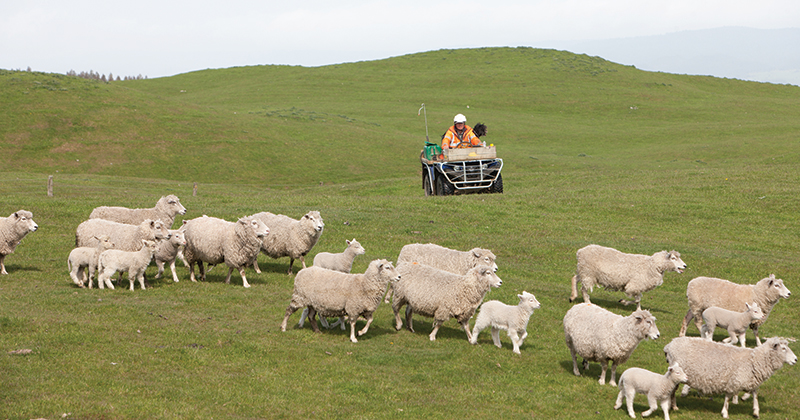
[420,142,503,196]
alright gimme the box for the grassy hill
[1,48,800,419]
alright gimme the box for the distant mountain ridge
[546,27,800,86]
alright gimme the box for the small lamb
[96,239,159,290]
[701,302,764,347]
[153,229,187,283]
[614,363,688,420]
[469,291,540,354]
[67,235,115,288]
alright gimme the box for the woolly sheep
[679,274,791,346]
[89,194,187,228]
[387,243,498,303]
[183,215,269,288]
[251,211,324,275]
[280,259,400,343]
[96,239,159,290]
[664,336,797,418]
[392,262,503,342]
[469,291,540,354]
[563,303,660,386]
[701,302,765,347]
[67,235,115,288]
[153,229,187,283]
[613,363,688,420]
[76,218,170,251]
[0,210,38,275]
[569,244,687,310]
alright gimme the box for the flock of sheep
[1,197,796,419]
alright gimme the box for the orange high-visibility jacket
[442,125,482,149]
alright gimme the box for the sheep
[563,303,660,386]
[679,274,791,346]
[153,229,187,283]
[664,336,797,418]
[96,239,159,290]
[182,215,269,288]
[76,218,170,251]
[280,259,400,343]
[569,244,687,310]
[387,243,498,303]
[391,262,503,342]
[89,194,187,228]
[0,210,38,275]
[613,363,688,420]
[469,291,540,354]
[67,235,115,288]
[251,211,324,275]
[701,302,765,347]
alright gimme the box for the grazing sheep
[392,262,503,342]
[387,243,498,303]
[679,274,791,346]
[76,218,170,251]
[251,211,324,275]
[701,302,765,347]
[614,363,688,420]
[89,194,187,228]
[280,259,400,343]
[569,245,687,310]
[153,229,187,283]
[563,303,660,386]
[0,210,38,275]
[183,215,269,288]
[96,240,159,290]
[67,235,115,288]
[469,291,540,354]
[664,336,797,418]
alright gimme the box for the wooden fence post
[193,182,198,197]
[47,175,54,197]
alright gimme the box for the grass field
[1,47,799,419]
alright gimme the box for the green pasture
[1,47,799,419]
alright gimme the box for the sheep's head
[474,265,502,288]
[161,194,187,216]
[765,274,791,299]
[633,310,660,340]
[347,239,366,255]
[304,211,325,233]
[746,302,765,321]
[667,250,687,273]
[667,363,688,384]
[12,210,38,234]
[518,291,540,310]
[471,248,498,273]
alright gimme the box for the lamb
[251,211,324,275]
[96,239,159,290]
[182,215,269,288]
[0,210,39,275]
[89,194,187,228]
[392,262,503,342]
[469,291,540,354]
[701,302,765,347]
[569,244,687,310]
[613,363,688,420]
[153,229,187,283]
[563,303,660,386]
[679,274,791,346]
[664,336,797,418]
[280,259,400,343]
[67,235,115,288]
[76,218,170,251]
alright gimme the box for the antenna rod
[418,103,429,142]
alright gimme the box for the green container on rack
[423,142,442,160]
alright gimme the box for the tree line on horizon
[65,69,147,81]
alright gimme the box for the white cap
[454,114,467,123]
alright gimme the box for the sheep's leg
[608,361,618,387]
[598,360,609,385]
[280,304,300,331]
[509,330,522,354]
[392,301,404,331]
[460,320,472,342]
[642,394,657,417]
[357,314,374,337]
[580,282,592,304]
[237,266,250,288]
[137,271,146,290]
[307,307,321,333]
[405,306,415,333]
[752,325,761,346]
[680,384,691,397]
[569,275,579,302]
[429,320,442,341]
[0,255,6,275]
[298,308,308,328]
[155,261,165,279]
[252,257,261,274]
[169,260,179,282]
[670,387,679,411]
[189,261,197,282]
[287,257,295,275]
[567,340,581,377]
[624,389,637,419]
[349,317,359,343]
[659,398,671,420]
[224,267,233,284]
[318,317,330,329]
[491,327,502,348]
[751,390,759,418]
[300,255,307,269]
[738,333,747,348]
[104,272,115,289]
[128,273,135,291]
[679,310,694,337]
[721,394,731,419]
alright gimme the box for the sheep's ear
[517,294,523,300]
[634,314,643,322]
[346,240,351,245]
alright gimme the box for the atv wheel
[489,173,503,194]
[435,175,454,196]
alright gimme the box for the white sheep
[280,259,400,343]
[664,336,797,418]
[613,363,688,420]
[89,194,187,228]
[96,239,159,290]
[469,291,540,354]
[563,303,661,386]
[679,274,791,346]
[0,210,38,275]
[392,262,503,342]
[153,229,187,283]
[251,211,324,275]
[569,244,687,310]
[76,218,170,251]
[67,235,115,288]
[182,215,269,288]
[701,302,765,347]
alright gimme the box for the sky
[2,0,799,79]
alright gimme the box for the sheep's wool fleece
[0,210,36,255]
[576,245,671,293]
[563,303,656,362]
[184,216,264,267]
[253,211,323,259]
[397,243,495,275]
[76,219,163,251]
[291,259,392,317]
[687,276,785,328]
